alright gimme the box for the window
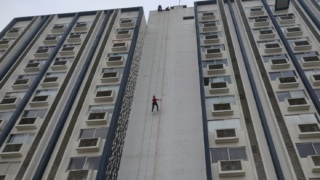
[252,27,273,34]
[54,23,69,27]
[88,105,114,115]
[268,5,275,10]
[304,69,320,79]
[280,24,301,32]
[34,89,58,98]
[244,6,263,12]
[120,17,137,23]
[63,44,81,49]
[4,92,26,99]
[262,54,287,63]
[108,53,128,59]
[1,38,16,42]
[55,57,74,63]
[22,109,48,119]
[318,0,320,5]
[29,59,47,64]
[46,34,63,38]
[202,59,228,68]
[199,20,220,27]
[68,156,101,170]
[0,50,6,54]
[183,16,194,20]
[200,32,223,39]
[274,14,295,20]
[287,37,309,45]
[201,45,225,52]
[45,72,66,78]
[208,119,241,132]
[198,10,218,17]
[0,162,20,175]
[17,74,37,80]
[248,16,268,22]
[70,32,87,37]
[7,133,35,144]
[204,76,232,86]
[205,96,236,107]
[314,89,320,99]
[285,114,319,127]
[295,51,319,60]
[102,68,124,75]
[211,147,247,163]
[79,128,108,139]
[38,46,55,50]
[269,71,296,81]
[116,28,134,34]
[257,39,280,48]
[296,143,320,158]
[0,111,14,121]
[276,90,307,102]
[95,85,120,94]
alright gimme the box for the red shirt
[152,98,160,103]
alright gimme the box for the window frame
[210,147,248,163]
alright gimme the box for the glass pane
[6,162,20,175]
[223,76,232,84]
[36,109,48,118]
[102,68,113,73]
[296,143,316,158]
[229,147,248,161]
[203,61,215,68]
[205,97,220,107]
[284,115,302,127]
[89,106,103,113]
[304,70,316,78]
[80,129,95,139]
[8,134,26,144]
[211,148,229,163]
[208,120,224,132]
[69,157,86,170]
[282,71,295,77]
[0,162,8,174]
[102,105,114,114]
[3,112,13,121]
[221,96,236,105]
[269,72,282,81]
[314,89,320,99]
[22,110,37,118]
[262,56,274,63]
[47,89,58,97]
[276,92,291,102]
[114,68,125,74]
[224,119,241,130]
[295,53,305,60]
[300,114,318,124]
[84,157,101,170]
[94,128,109,139]
[108,85,120,93]
[215,59,228,66]
[210,77,224,83]
[290,90,306,99]
[25,134,35,144]
[314,143,320,155]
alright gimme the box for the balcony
[12,79,33,90]
[111,42,128,52]
[67,170,93,180]
[59,46,78,56]
[269,58,290,69]
[204,35,220,44]
[51,24,66,33]
[264,43,282,53]
[253,18,269,27]
[0,39,13,49]
[100,72,119,83]
[209,82,229,94]
[0,97,21,109]
[43,36,60,45]
[76,137,101,152]
[94,90,115,102]
[86,112,108,125]
[285,97,310,111]
[258,29,275,39]
[205,48,222,58]
[201,12,215,20]
[295,123,320,138]
[51,61,71,70]
[41,77,62,87]
[23,62,43,72]
[34,48,52,58]
[106,56,124,66]
[292,40,312,51]
[29,95,53,107]
[276,76,299,88]
[308,155,320,172]
[215,128,239,143]
[15,117,40,130]
[67,34,84,43]
[300,56,320,67]
[284,27,303,37]
[278,16,296,25]
[202,23,218,32]
[74,22,89,31]
[207,64,226,75]
[6,28,22,37]
[211,103,233,116]
[0,143,27,158]
[120,19,134,27]
[310,74,320,86]
[116,30,131,39]
[250,8,264,16]
[218,160,245,177]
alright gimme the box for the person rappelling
[152,95,161,112]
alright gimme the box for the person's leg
[155,103,159,111]
[152,103,155,112]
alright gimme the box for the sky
[0,0,196,31]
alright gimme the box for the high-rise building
[1,0,320,180]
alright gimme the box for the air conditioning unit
[120,19,134,27]
[111,42,128,52]
[211,103,233,116]
[258,29,275,39]
[209,81,229,93]
[292,40,312,51]
[264,43,282,53]
[94,90,115,102]
[253,18,269,27]
[278,16,296,25]
[205,48,222,58]
[86,112,108,125]
[51,24,66,33]
[76,137,101,152]
[284,27,303,37]
[51,60,71,70]
[106,56,124,66]
[0,143,27,158]
[29,95,53,107]
[276,76,299,88]
[11,78,33,90]
[59,46,78,56]
[116,30,131,39]
[67,170,93,180]
[0,39,13,49]
[204,34,220,44]
[15,117,40,130]
[74,22,89,31]
[308,155,320,172]
[101,72,120,83]
[6,28,22,37]
[285,97,310,111]
[295,123,320,138]
[250,8,264,16]
[67,34,84,43]
[23,62,43,72]
[202,23,218,32]
[201,12,215,20]
[41,77,62,87]
[310,74,320,86]
[218,160,245,177]
[0,119,7,131]
[215,128,239,143]
[43,36,60,45]
[0,97,21,109]
[269,58,290,69]
[207,64,226,75]
[300,56,320,67]
[34,48,52,58]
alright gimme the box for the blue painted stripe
[297,0,320,31]
[227,0,285,179]
[0,14,79,148]
[0,16,48,81]
[261,0,320,121]
[194,2,213,180]
[32,11,111,180]
[95,7,143,180]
